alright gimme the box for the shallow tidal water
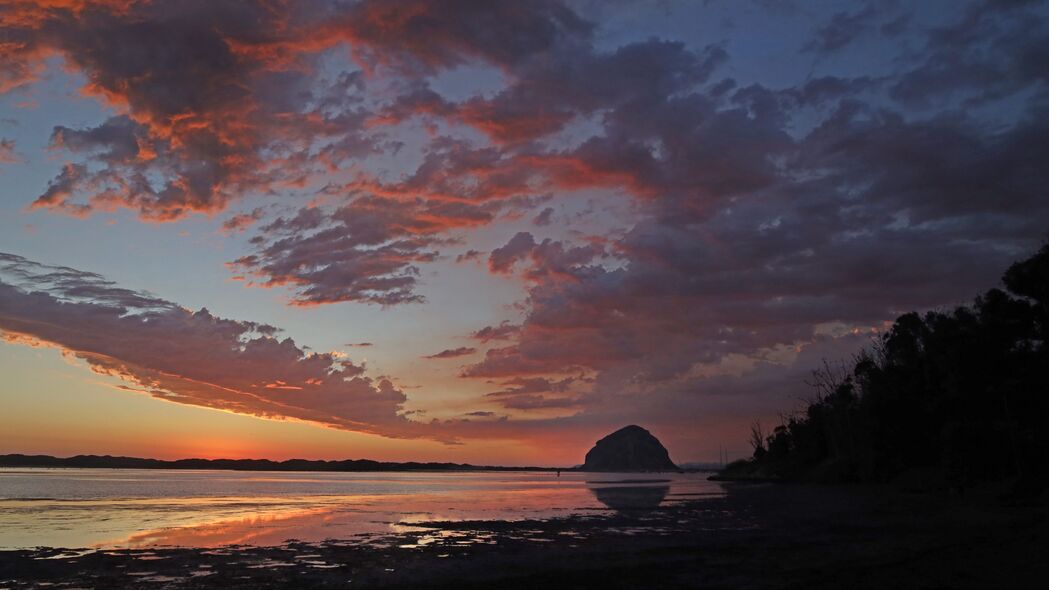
[0,468,720,549]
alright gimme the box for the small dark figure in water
[557,469,561,477]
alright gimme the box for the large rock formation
[582,425,679,471]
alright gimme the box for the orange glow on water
[0,471,720,550]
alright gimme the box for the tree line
[724,244,1049,496]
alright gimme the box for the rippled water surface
[0,468,721,549]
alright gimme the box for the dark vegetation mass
[722,244,1049,495]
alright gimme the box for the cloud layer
[0,252,427,439]
[3,0,1048,457]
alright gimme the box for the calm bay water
[0,468,721,549]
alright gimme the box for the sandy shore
[1,483,1045,589]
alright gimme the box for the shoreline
[2,482,1045,589]
[0,454,566,473]
[0,454,706,474]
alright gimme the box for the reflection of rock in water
[590,485,670,512]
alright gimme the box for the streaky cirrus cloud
[337,0,592,72]
[0,251,434,440]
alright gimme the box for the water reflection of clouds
[113,506,342,548]
[0,472,722,549]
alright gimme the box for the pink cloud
[0,252,430,440]
[423,347,477,360]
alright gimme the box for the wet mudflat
[1,483,1045,589]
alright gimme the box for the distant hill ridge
[0,454,559,472]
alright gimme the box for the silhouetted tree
[736,244,1049,495]
[749,421,767,459]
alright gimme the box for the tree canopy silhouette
[728,244,1049,494]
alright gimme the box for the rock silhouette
[582,425,679,471]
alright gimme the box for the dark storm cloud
[803,4,878,53]
[461,96,1048,387]
[789,76,878,106]
[456,1,1049,401]
[889,0,1049,106]
[378,38,728,143]
[454,40,728,143]
[340,0,593,71]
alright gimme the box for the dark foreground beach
[1,482,1045,589]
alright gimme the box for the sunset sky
[1,0,1046,466]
